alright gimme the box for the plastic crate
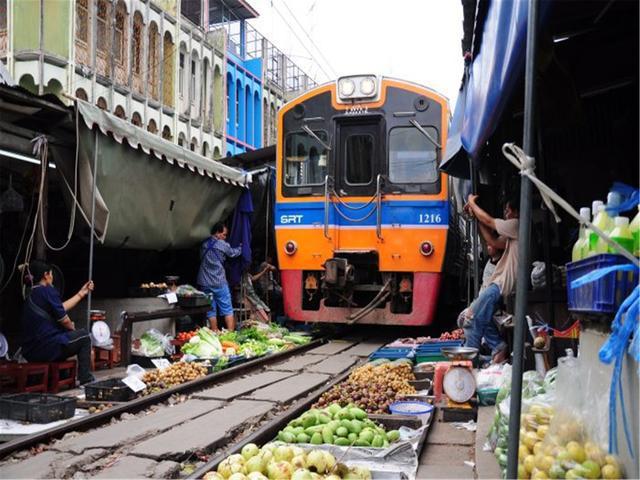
[0,393,76,423]
[369,347,415,361]
[566,254,639,314]
[84,378,137,402]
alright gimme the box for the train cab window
[345,134,374,185]
[389,126,439,184]
[284,130,328,186]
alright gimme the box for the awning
[76,100,250,186]
[443,0,550,176]
[52,101,249,250]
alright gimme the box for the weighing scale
[434,347,479,422]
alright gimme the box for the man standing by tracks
[198,222,242,331]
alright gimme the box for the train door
[335,120,383,198]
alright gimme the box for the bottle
[572,207,591,262]
[589,204,613,256]
[630,205,640,257]
[608,216,634,254]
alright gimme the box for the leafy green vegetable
[140,331,164,357]
[180,327,223,358]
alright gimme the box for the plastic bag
[134,328,174,357]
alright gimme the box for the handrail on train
[323,175,332,239]
[376,174,384,241]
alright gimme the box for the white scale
[91,321,112,347]
[441,347,479,406]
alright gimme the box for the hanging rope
[502,143,639,266]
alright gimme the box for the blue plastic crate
[566,254,639,314]
[416,340,463,353]
[369,347,415,361]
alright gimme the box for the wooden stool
[49,360,77,393]
[91,334,122,371]
[0,363,49,393]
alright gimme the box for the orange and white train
[275,75,454,326]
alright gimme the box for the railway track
[0,338,388,479]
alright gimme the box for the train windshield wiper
[302,124,332,151]
[409,119,441,150]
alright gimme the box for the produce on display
[175,330,199,343]
[276,403,400,448]
[134,328,173,357]
[180,327,224,358]
[390,329,464,346]
[204,443,372,479]
[314,362,416,414]
[176,284,208,297]
[141,362,207,394]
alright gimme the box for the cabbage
[181,327,223,358]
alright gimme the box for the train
[274,75,459,326]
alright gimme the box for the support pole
[506,0,539,478]
[469,156,480,297]
[87,129,99,329]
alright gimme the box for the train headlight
[339,78,356,98]
[284,240,298,255]
[419,241,434,257]
[360,77,376,96]
[336,75,378,102]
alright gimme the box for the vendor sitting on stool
[21,260,95,385]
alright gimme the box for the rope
[502,143,640,267]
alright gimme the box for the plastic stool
[49,360,77,393]
[0,363,49,393]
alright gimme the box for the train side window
[389,126,439,184]
[284,130,328,186]
[345,134,374,185]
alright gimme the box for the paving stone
[475,406,502,480]
[52,448,108,477]
[419,443,475,466]
[268,354,328,371]
[416,464,475,479]
[131,400,273,459]
[428,419,475,446]
[305,341,356,355]
[195,371,293,400]
[92,456,158,478]
[151,460,181,478]
[306,354,361,375]
[0,451,70,479]
[56,399,222,454]
[342,341,388,357]
[246,373,330,402]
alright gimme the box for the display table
[120,306,210,365]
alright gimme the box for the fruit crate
[368,348,415,362]
[566,254,638,314]
[84,378,137,402]
[0,393,76,423]
[415,340,463,363]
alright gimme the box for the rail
[0,339,324,459]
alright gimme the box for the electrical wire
[278,0,337,78]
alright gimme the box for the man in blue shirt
[197,222,242,331]
[22,260,95,385]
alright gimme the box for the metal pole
[87,129,99,329]
[506,0,539,478]
[469,156,480,297]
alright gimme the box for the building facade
[0,0,226,160]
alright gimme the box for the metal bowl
[441,346,479,361]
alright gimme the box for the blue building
[207,0,263,156]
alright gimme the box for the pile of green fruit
[203,442,372,480]
[277,403,400,448]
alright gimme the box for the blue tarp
[227,188,253,287]
[442,0,549,176]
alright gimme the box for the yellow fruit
[566,442,586,463]
[548,464,566,479]
[601,464,621,480]
[604,455,620,468]
[533,442,544,456]
[581,460,601,479]
[537,425,549,439]
[532,471,549,479]
[585,445,605,466]
[525,432,540,450]
[519,445,531,461]
[565,469,580,479]
[518,463,530,479]
[524,455,536,474]
[535,455,555,473]
[556,450,570,463]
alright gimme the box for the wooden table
[120,306,210,365]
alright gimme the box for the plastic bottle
[608,216,634,254]
[588,204,613,256]
[630,205,640,257]
[571,207,591,262]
